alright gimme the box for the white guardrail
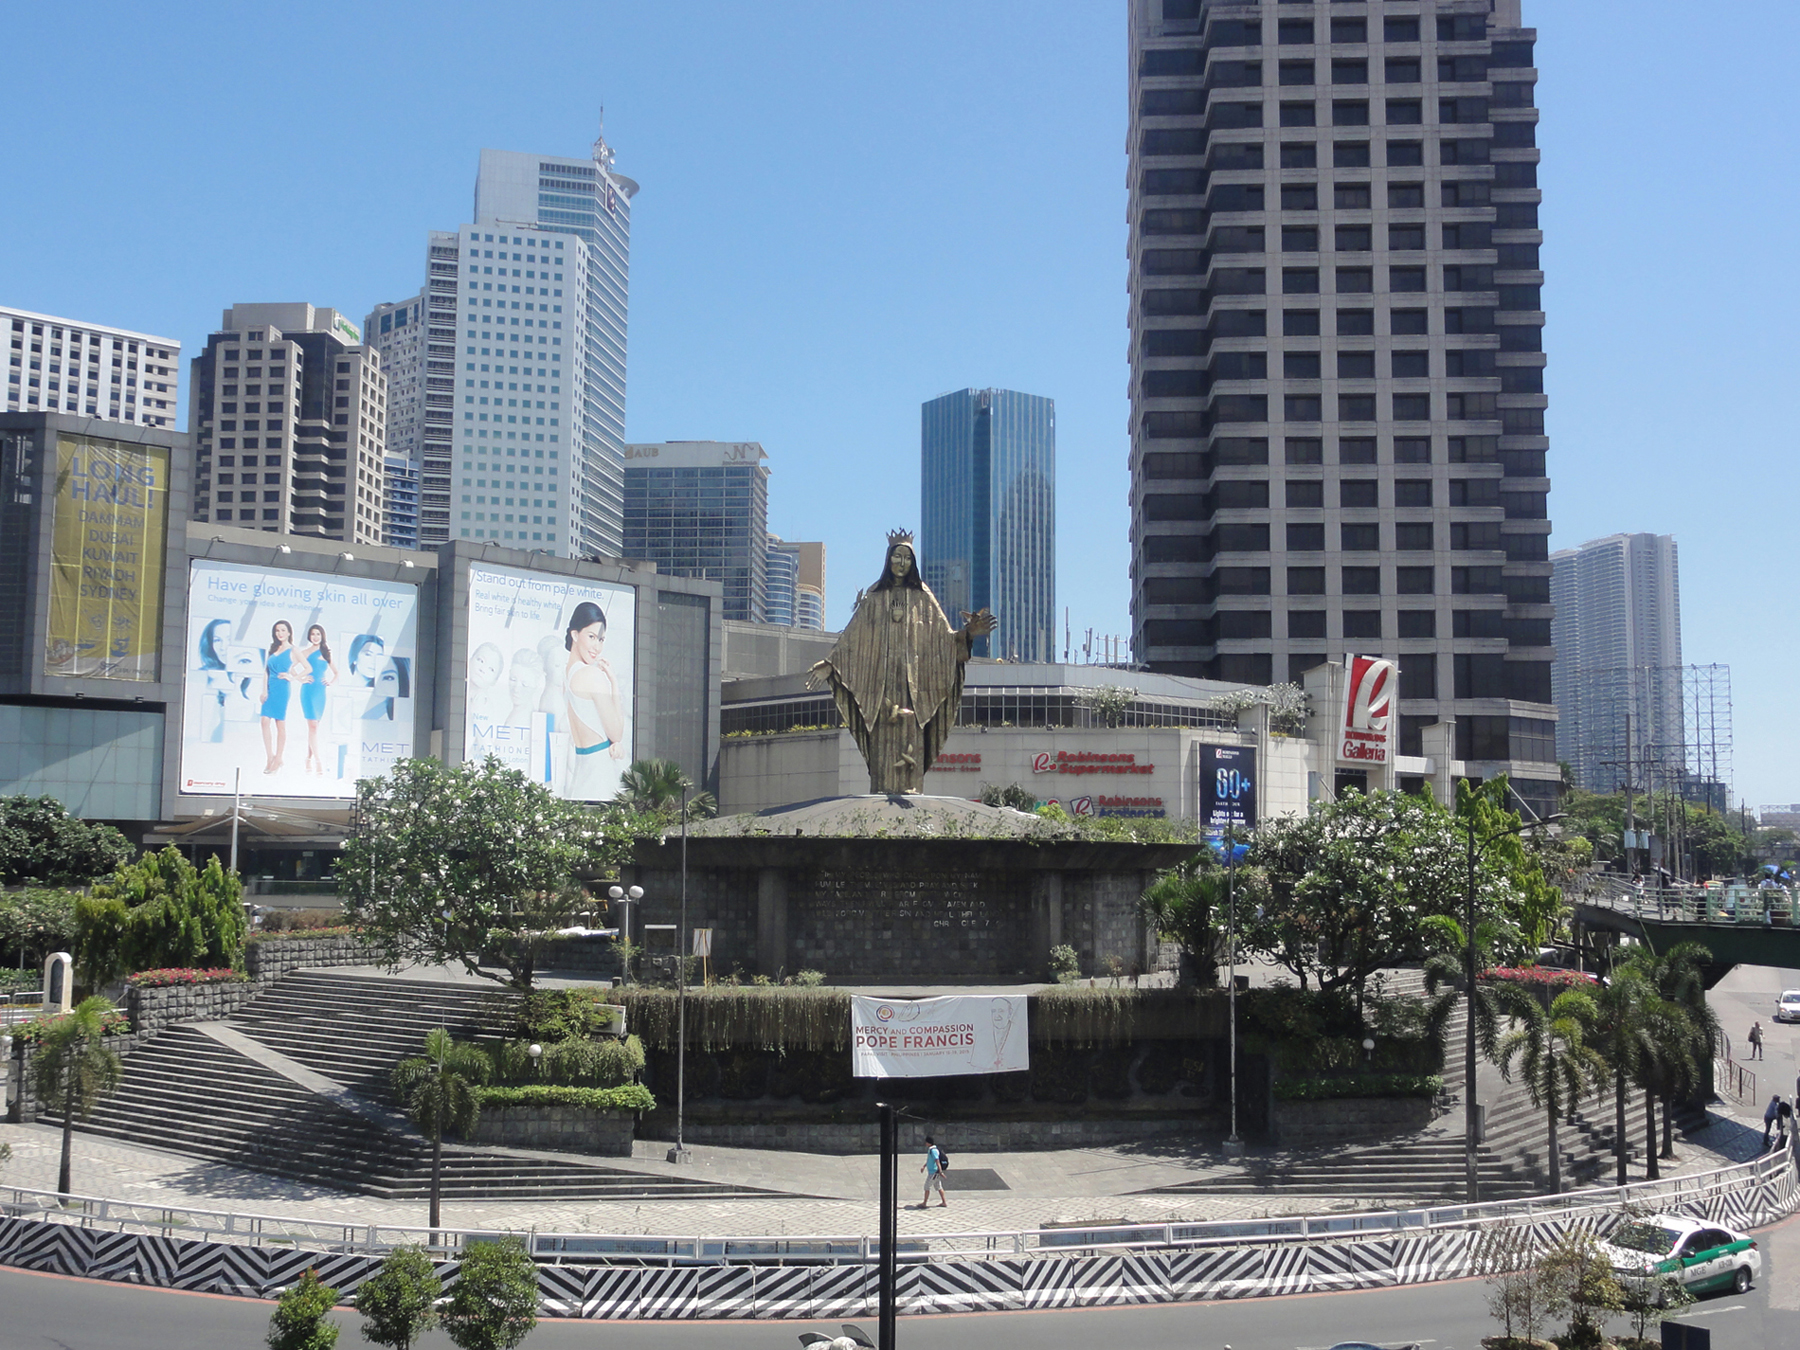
[2,1150,1793,1266]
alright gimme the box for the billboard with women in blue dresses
[462,563,635,801]
[178,560,420,798]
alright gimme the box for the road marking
[1680,1303,1746,1316]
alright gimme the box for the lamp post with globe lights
[608,884,642,984]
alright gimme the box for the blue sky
[3,2,1796,806]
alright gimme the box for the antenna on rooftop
[592,106,615,171]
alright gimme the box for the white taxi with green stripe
[1599,1214,1761,1299]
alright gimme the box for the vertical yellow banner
[43,434,169,681]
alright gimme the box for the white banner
[850,995,1029,1079]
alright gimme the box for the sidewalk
[1,1096,1778,1240]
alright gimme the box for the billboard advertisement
[464,564,636,801]
[180,561,420,797]
[1339,654,1397,766]
[43,434,170,681]
[1199,744,1257,832]
[851,995,1029,1078]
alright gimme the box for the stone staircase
[1147,983,1630,1203]
[47,970,781,1202]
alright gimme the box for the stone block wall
[244,933,378,979]
[128,980,262,1036]
[468,1105,635,1156]
[1270,1094,1438,1147]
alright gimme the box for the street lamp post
[1224,832,1245,1159]
[668,786,692,1164]
[607,884,643,984]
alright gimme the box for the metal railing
[0,990,45,1025]
[2,1150,1791,1267]
[1587,878,1797,928]
[1716,1056,1757,1106]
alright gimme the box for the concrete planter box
[128,981,260,1036]
[1270,1094,1437,1147]
[468,1105,636,1157]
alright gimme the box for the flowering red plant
[125,967,248,989]
[1480,965,1598,987]
[10,1007,130,1046]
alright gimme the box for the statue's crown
[886,528,915,548]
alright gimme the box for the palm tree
[391,1027,491,1232]
[614,759,717,821]
[1139,857,1229,986]
[1634,942,1719,1160]
[31,995,124,1198]
[1420,915,1509,1064]
[1495,983,1606,1194]
[1592,968,1670,1186]
[1632,997,1700,1181]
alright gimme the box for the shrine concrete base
[624,795,1194,985]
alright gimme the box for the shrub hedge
[475,1084,655,1113]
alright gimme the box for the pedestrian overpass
[1572,880,1800,984]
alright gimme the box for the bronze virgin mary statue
[806,531,996,794]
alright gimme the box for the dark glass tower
[1127,0,1555,812]
[921,388,1056,663]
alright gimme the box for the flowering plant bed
[243,926,363,944]
[10,1008,130,1046]
[475,1084,656,1113]
[1480,966,1599,988]
[125,967,249,988]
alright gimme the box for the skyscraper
[3,306,180,428]
[765,534,827,630]
[188,304,387,544]
[378,131,636,559]
[472,137,636,558]
[364,291,425,548]
[920,388,1056,662]
[1127,0,1556,812]
[622,441,770,620]
[1551,533,1683,792]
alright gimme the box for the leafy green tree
[0,888,80,971]
[440,1239,538,1350]
[1455,777,1564,951]
[1496,985,1607,1194]
[1138,854,1227,986]
[267,1268,340,1350]
[355,1246,441,1350]
[978,783,1039,811]
[613,758,716,821]
[0,794,133,886]
[76,848,246,986]
[31,995,124,1197]
[344,758,594,991]
[393,1027,492,1232]
[1538,1231,1626,1350]
[1242,789,1468,1002]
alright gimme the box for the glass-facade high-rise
[920,388,1056,662]
[765,534,827,630]
[1127,0,1557,814]
[623,441,770,621]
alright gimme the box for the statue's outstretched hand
[805,660,832,691]
[961,609,997,639]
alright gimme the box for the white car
[1774,990,1800,1024]
[1600,1214,1761,1300]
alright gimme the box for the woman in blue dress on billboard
[562,601,626,800]
[259,620,298,775]
[297,624,338,777]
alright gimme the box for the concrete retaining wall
[639,1114,1214,1154]
[469,1106,635,1156]
[1270,1094,1438,1147]
[244,933,378,979]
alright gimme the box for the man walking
[1748,1020,1764,1060]
[919,1136,946,1209]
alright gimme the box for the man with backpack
[919,1136,948,1209]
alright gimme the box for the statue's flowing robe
[818,582,972,794]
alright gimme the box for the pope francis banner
[851,995,1029,1078]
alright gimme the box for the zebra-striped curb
[2,1154,1793,1319]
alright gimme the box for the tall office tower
[920,388,1056,662]
[364,292,425,548]
[622,441,769,620]
[765,534,828,630]
[1551,533,1683,792]
[188,304,388,544]
[4,306,180,427]
[1127,0,1555,811]
[463,133,637,558]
